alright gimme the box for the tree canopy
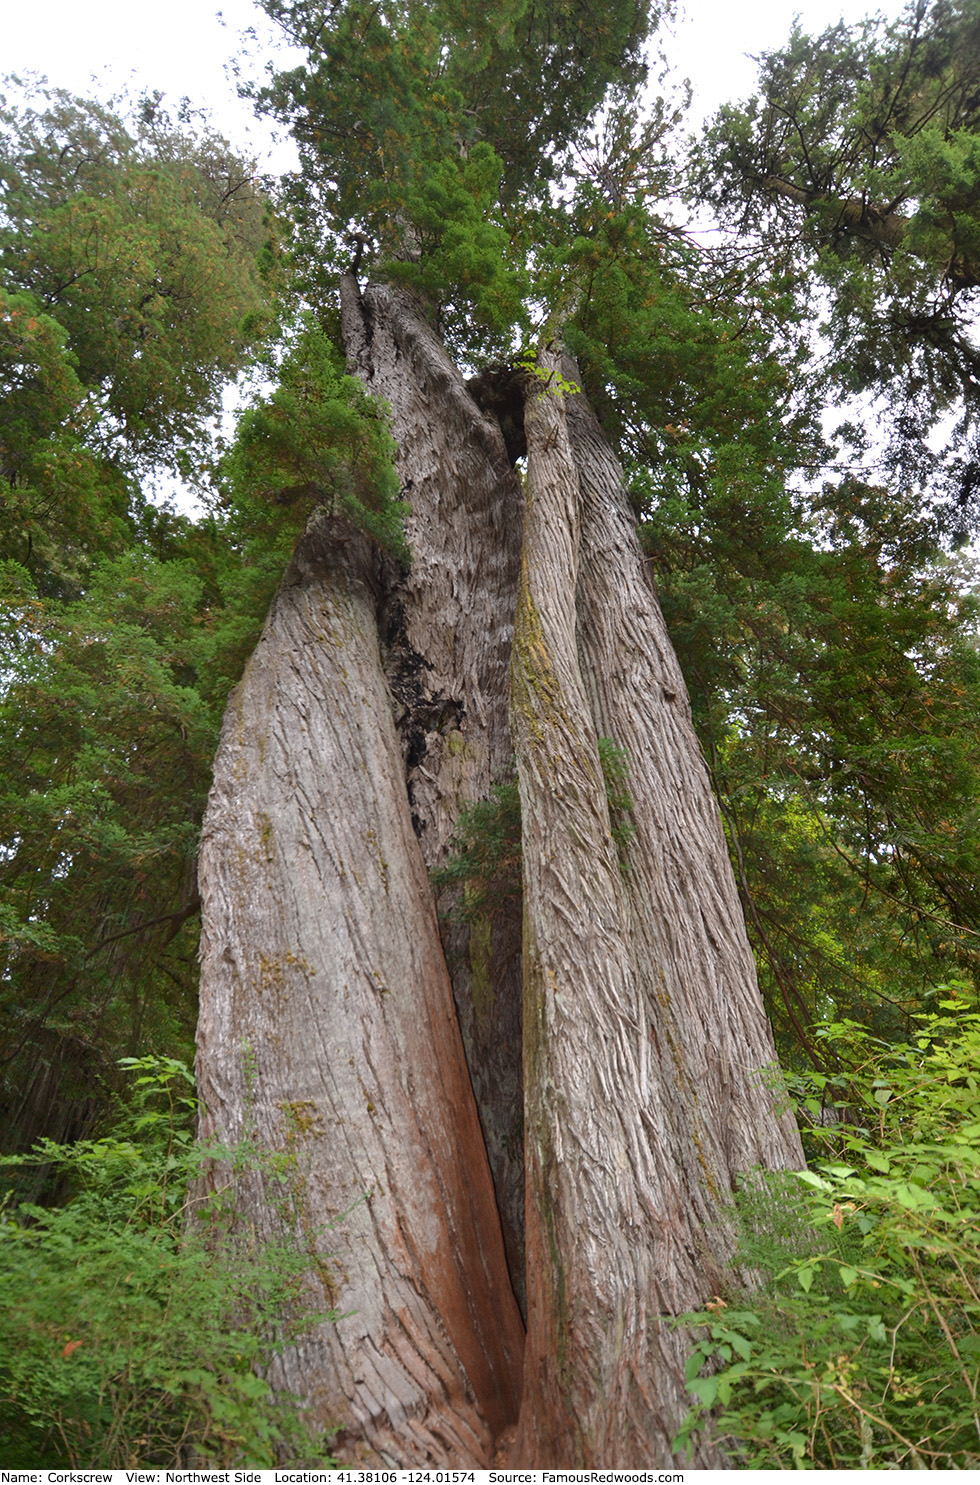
[0,85,283,1163]
[696,0,980,531]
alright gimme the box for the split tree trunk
[195,284,804,1468]
[196,280,526,1465]
[194,515,524,1466]
[339,277,527,1305]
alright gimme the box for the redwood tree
[195,0,805,1464]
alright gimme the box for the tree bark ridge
[508,352,803,1466]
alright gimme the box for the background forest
[3,0,980,1466]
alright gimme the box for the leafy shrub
[676,986,980,1468]
[0,1056,335,1467]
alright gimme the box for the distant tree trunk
[195,284,804,1466]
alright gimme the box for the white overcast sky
[5,0,903,168]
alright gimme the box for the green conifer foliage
[643,461,980,1057]
[695,0,980,528]
[251,0,662,350]
[0,86,274,467]
[0,87,284,1164]
[221,318,406,560]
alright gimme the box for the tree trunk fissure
[340,274,527,1308]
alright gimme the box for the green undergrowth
[0,1056,337,1468]
[676,986,980,1468]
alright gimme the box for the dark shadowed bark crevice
[339,274,528,1309]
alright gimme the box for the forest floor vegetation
[676,988,980,1468]
[0,1056,337,1468]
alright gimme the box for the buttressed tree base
[195,275,804,1466]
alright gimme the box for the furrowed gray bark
[566,363,804,1185]
[509,352,804,1466]
[195,518,523,1466]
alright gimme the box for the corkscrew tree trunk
[195,281,804,1467]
